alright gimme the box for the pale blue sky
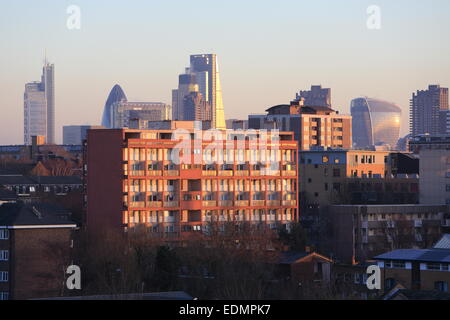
[1,0,450,144]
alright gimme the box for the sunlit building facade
[351,97,401,150]
[85,127,298,238]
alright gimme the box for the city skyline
[1,0,450,144]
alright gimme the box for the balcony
[267,200,280,206]
[250,171,262,177]
[282,170,296,177]
[235,200,249,206]
[282,200,297,206]
[218,170,233,176]
[251,200,265,206]
[163,170,179,176]
[202,170,217,176]
[129,201,146,208]
[263,170,280,176]
[147,201,162,208]
[202,200,217,207]
[163,201,179,208]
[218,200,233,207]
[235,171,249,176]
[129,170,145,177]
[147,170,162,176]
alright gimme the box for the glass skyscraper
[23,61,55,145]
[351,97,401,150]
[190,54,226,129]
[101,84,127,128]
[171,54,226,129]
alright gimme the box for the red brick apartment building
[85,127,298,238]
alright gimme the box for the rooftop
[0,202,76,227]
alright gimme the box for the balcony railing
[129,201,146,208]
[147,170,162,176]
[163,170,179,176]
[235,171,249,176]
[202,170,217,176]
[267,200,280,206]
[282,200,297,206]
[202,200,217,207]
[251,200,265,206]
[147,201,162,208]
[235,200,249,206]
[218,200,233,207]
[218,170,233,176]
[163,201,179,207]
[130,170,145,176]
[282,170,296,176]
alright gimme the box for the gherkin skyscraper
[101,84,127,128]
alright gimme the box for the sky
[1,0,450,144]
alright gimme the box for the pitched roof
[278,251,333,264]
[0,202,76,227]
[433,234,450,250]
[385,289,450,300]
[375,248,450,263]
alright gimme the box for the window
[385,278,396,290]
[385,261,405,269]
[0,250,8,261]
[322,156,329,163]
[0,292,8,300]
[435,281,448,292]
[446,184,450,192]
[333,169,341,177]
[0,272,8,282]
[0,229,9,240]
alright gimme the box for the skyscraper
[293,85,331,107]
[410,85,449,136]
[42,62,55,144]
[351,97,401,150]
[172,72,198,121]
[23,61,55,145]
[101,84,127,128]
[171,54,225,128]
[182,91,211,121]
[24,82,46,145]
[190,54,226,129]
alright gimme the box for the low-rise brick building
[0,202,77,300]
